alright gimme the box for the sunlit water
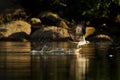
[0,41,120,80]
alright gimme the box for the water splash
[31,47,73,55]
[77,35,89,48]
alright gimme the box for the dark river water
[0,41,120,80]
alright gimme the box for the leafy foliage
[7,0,120,23]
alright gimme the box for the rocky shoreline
[0,10,119,43]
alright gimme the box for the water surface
[0,41,120,80]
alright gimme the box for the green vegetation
[1,0,120,26]
[18,0,120,23]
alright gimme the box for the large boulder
[0,20,31,41]
[88,34,113,42]
[38,11,61,26]
[38,11,69,29]
[30,26,70,41]
[85,27,113,42]
[38,11,61,20]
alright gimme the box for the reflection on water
[0,41,120,80]
[0,42,31,80]
[0,42,30,53]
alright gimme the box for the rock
[8,32,30,41]
[85,27,95,38]
[59,20,69,29]
[38,11,70,29]
[38,11,62,26]
[95,34,112,40]
[29,18,43,33]
[0,20,31,41]
[38,11,61,20]
[29,18,41,24]
[0,8,28,23]
[30,26,70,41]
[88,34,113,42]
[0,1,27,22]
